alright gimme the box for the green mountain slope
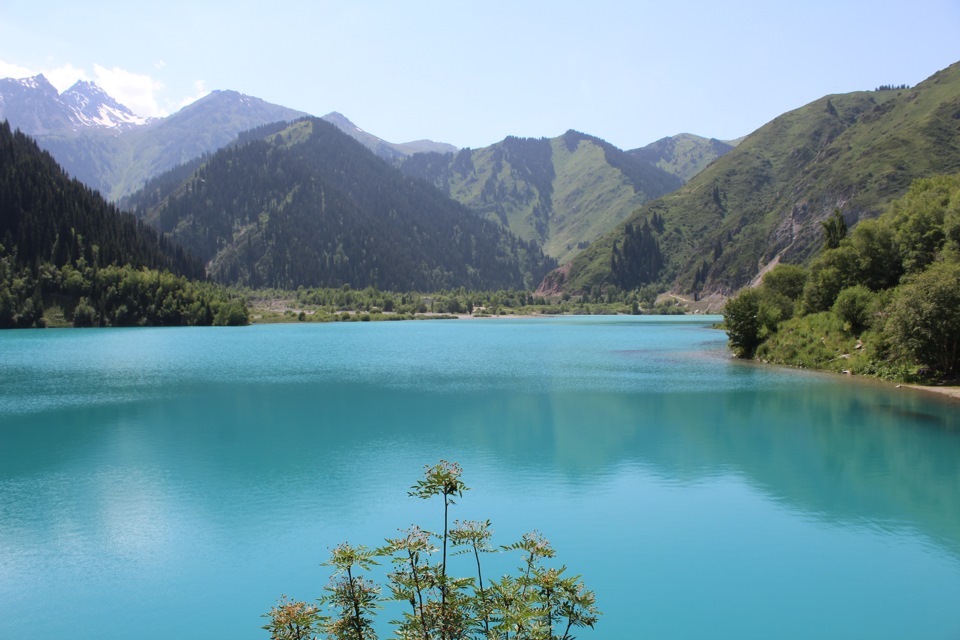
[399,130,683,264]
[0,121,202,279]
[133,118,555,291]
[0,121,250,329]
[555,61,960,296]
[628,133,736,183]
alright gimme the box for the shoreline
[903,384,960,402]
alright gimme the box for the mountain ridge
[130,117,556,291]
[551,60,960,297]
[0,74,148,133]
[321,111,457,160]
[0,75,464,201]
[18,86,308,200]
[398,130,685,264]
[628,133,736,183]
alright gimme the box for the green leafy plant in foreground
[264,461,600,640]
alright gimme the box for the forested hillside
[399,130,682,263]
[133,118,556,291]
[0,121,245,328]
[554,61,960,297]
[725,172,960,381]
[0,121,202,278]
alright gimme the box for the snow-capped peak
[20,74,55,92]
[61,80,149,129]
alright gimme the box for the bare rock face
[535,263,571,297]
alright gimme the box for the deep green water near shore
[1,317,959,638]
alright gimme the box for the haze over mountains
[554,60,960,296]
[1,73,735,268]
[125,118,556,291]
[0,75,465,202]
[399,131,685,264]
[0,74,149,133]
[4,59,958,300]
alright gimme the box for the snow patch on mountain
[0,74,149,132]
[61,80,149,128]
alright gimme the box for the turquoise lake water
[1,316,959,638]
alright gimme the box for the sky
[2,0,959,151]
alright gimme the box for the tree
[213,299,250,326]
[801,244,860,313]
[888,174,959,274]
[850,219,902,290]
[886,262,960,377]
[266,461,600,640]
[832,285,874,334]
[821,208,847,250]
[724,289,763,358]
[761,264,807,302]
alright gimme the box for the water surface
[1,317,959,638]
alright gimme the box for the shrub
[886,262,960,378]
[832,285,874,334]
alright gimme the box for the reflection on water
[1,318,959,639]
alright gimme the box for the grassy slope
[560,61,960,295]
[628,133,735,183]
[546,136,653,261]
[402,132,680,265]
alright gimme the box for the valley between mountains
[3,61,960,383]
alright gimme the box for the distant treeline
[0,249,247,328]
[244,282,687,323]
[874,84,910,91]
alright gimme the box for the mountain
[35,90,308,201]
[130,117,556,291]
[0,75,308,200]
[628,133,736,183]
[549,60,960,297]
[0,122,254,328]
[58,80,150,128]
[0,75,461,201]
[0,120,202,279]
[0,74,149,135]
[398,130,683,264]
[321,111,457,161]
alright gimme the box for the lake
[1,316,959,638]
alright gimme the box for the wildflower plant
[264,461,599,640]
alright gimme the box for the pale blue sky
[2,0,958,150]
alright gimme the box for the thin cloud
[2,59,207,118]
[174,80,210,110]
[46,64,91,92]
[0,60,35,80]
[0,60,90,92]
[92,64,165,117]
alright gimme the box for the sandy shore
[903,384,960,402]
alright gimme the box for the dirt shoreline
[903,384,960,402]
